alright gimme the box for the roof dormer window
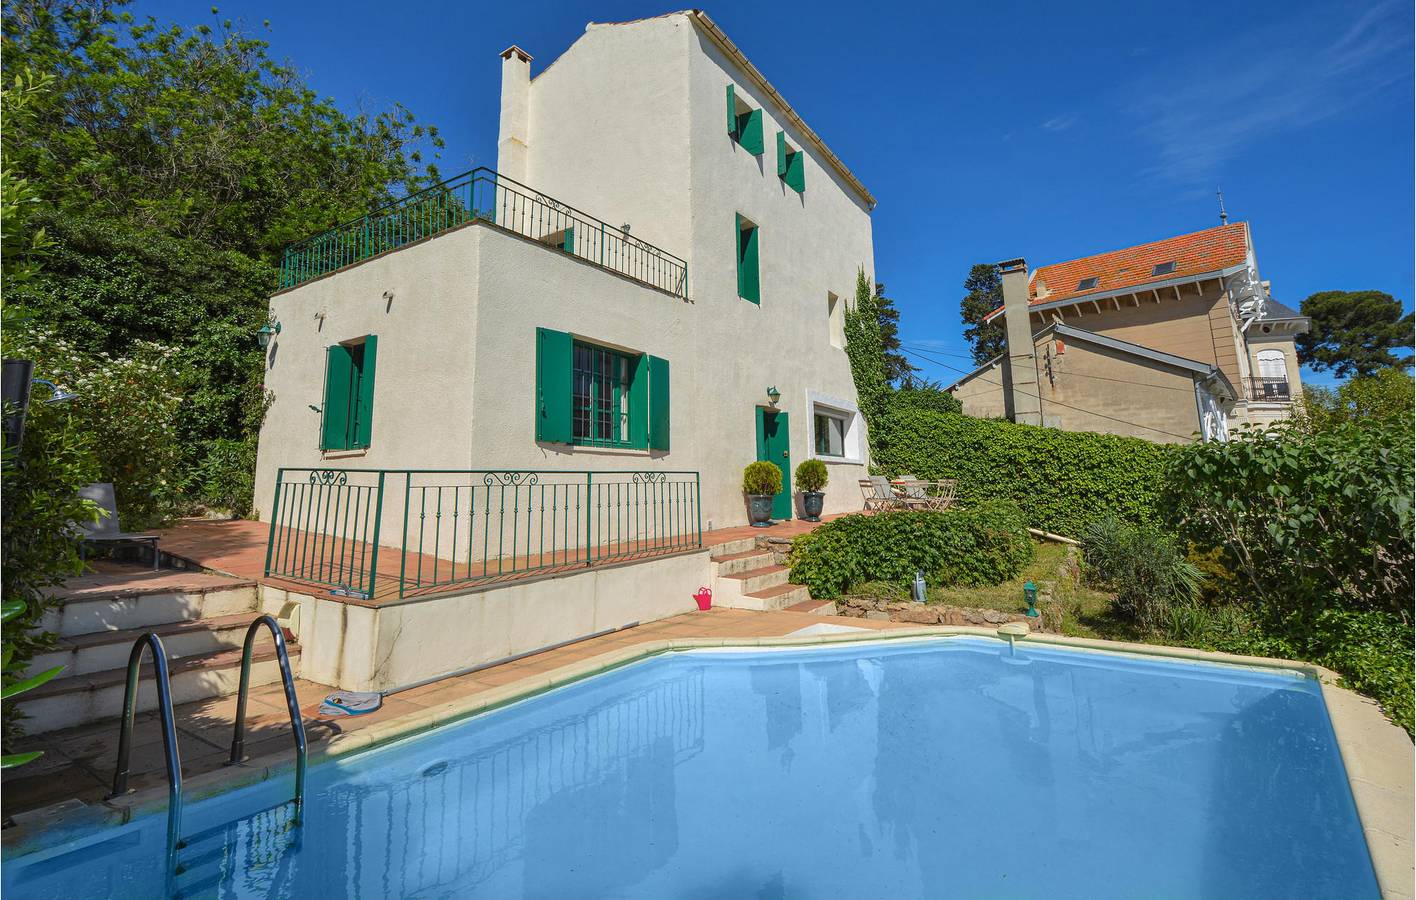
[1151,261,1176,276]
[1076,277,1098,291]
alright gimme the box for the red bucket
[693,586,712,611]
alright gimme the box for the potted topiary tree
[742,461,783,528]
[795,459,828,522]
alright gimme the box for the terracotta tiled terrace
[154,514,848,605]
[2,606,906,822]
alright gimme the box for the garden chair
[891,475,937,511]
[895,475,958,511]
[859,477,899,512]
[77,482,161,571]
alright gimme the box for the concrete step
[41,579,259,638]
[723,564,790,596]
[785,597,838,616]
[706,537,757,557]
[744,583,812,611]
[13,643,300,735]
[709,549,777,577]
[31,614,270,678]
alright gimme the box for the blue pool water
[2,638,1379,899]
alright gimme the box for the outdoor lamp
[766,385,781,405]
[1023,580,1040,618]
[32,378,76,405]
[257,320,282,349]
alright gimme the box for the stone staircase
[15,564,297,735]
[709,537,831,612]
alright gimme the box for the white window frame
[806,390,865,464]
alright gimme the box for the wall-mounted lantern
[766,385,781,405]
[257,320,282,350]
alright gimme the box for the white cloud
[1041,114,1078,132]
[1127,1,1411,186]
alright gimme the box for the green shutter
[726,84,737,136]
[647,355,670,452]
[535,327,574,443]
[628,354,648,449]
[735,214,746,299]
[785,149,805,194]
[562,226,574,253]
[738,108,764,155]
[353,335,377,448]
[777,131,788,176]
[738,219,760,304]
[320,344,354,451]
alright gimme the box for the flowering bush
[9,326,184,528]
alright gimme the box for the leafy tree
[892,376,962,415]
[1298,369,1414,433]
[872,282,916,385]
[1,0,443,517]
[1296,290,1413,378]
[960,263,1007,365]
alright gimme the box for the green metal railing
[277,167,688,298]
[264,468,702,600]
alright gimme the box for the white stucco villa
[228,11,878,689]
[254,9,874,539]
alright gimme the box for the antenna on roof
[1216,187,1228,225]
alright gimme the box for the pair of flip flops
[318,690,383,717]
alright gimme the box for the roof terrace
[277,167,688,298]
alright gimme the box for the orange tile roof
[995,222,1251,318]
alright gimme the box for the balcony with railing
[277,168,688,298]
[1245,377,1292,402]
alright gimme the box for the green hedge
[788,503,1034,599]
[871,409,1169,536]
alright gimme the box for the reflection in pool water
[1,639,1379,899]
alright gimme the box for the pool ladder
[108,615,307,885]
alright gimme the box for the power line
[898,345,1197,442]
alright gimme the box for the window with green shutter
[777,131,805,194]
[726,84,764,155]
[737,214,760,304]
[534,330,670,451]
[320,336,377,451]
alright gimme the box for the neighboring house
[948,222,1309,442]
[253,10,875,534]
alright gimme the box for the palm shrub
[742,461,782,496]
[1081,516,1201,632]
[795,459,828,493]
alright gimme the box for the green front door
[755,408,792,520]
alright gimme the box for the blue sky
[147,0,1414,387]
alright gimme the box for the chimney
[497,45,532,182]
[997,258,1042,426]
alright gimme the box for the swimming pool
[2,637,1379,898]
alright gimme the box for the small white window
[827,292,844,349]
[814,411,847,457]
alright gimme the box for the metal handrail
[109,633,183,869]
[227,615,308,821]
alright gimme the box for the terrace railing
[1244,377,1292,402]
[264,468,702,600]
[277,167,688,298]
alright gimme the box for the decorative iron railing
[1245,377,1291,402]
[277,167,688,297]
[263,468,702,600]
